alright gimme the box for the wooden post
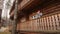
[12,0,18,34]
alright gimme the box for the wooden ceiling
[10,0,45,20]
[20,0,45,14]
[10,0,49,20]
[21,0,60,15]
[10,0,60,20]
[17,0,46,17]
[40,0,60,15]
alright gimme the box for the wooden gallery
[10,0,60,34]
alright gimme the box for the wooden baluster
[44,17,46,30]
[28,21,29,31]
[49,16,51,30]
[48,17,50,30]
[46,17,47,30]
[30,21,31,30]
[43,18,44,30]
[46,17,48,30]
[22,23,23,30]
[30,21,32,30]
[43,18,45,30]
[34,20,36,30]
[48,16,50,30]
[27,22,28,30]
[36,19,38,30]
[57,14,60,30]
[48,16,51,30]
[36,19,37,30]
[25,23,27,30]
[27,21,29,30]
[23,23,24,30]
[40,18,42,30]
[30,20,32,30]
[26,22,28,30]
[27,22,30,30]
[33,20,35,31]
[24,23,26,30]
[22,23,25,30]
[33,20,35,30]
[25,23,26,30]
[49,16,52,30]
[26,21,27,30]
[31,20,33,30]
[37,19,39,30]
[32,20,34,31]
[29,21,33,30]
[37,18,39,30]
[54,14,59,30]
[29,21,30,30]
[24,22,25,30]
[25,22,27,30]
[20,23,21,30]
[42,18,44,30]
[41,18,43,30]
[22,23,24,30]
[36,19,39,30]
[51,16,53,30]
[39,19,41,30]
[39,19,40,30]
[47,17,50,30]
[25,22,26,30]
[42,18,43,30]
[31,20,32,30]
[51,15,56,30]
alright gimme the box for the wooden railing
[17,13,60,32]
[39,13,60,31]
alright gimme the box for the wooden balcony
[17,12,60,33]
